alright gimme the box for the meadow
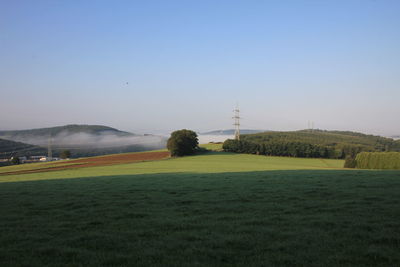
[1,150,399,266]
[0,149,342,183]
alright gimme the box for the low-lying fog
[1,131,234,149]
[197,135,233,144]
[4,131,167,149]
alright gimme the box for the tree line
[222,130,400,159]
[223,137,400,160]
[223,139,347,158]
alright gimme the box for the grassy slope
[0,149,169,175]
[0,152,343,183]
[1,152,399,266]
[200,143,224,151]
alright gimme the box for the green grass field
[0,152,343,183]
[1,151,399,266]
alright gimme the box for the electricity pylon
[48,135,53,161]
[233,104,241,140]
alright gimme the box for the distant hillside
[243,129,400,148]
[201,129,267,135]
[233,129,400,158]
[0,125,166,157]
[0,124,133,140]
[0,138,46,159]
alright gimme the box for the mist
[2,131,167,150]
[197,135,233,144]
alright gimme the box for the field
[1,150,400,266]
[0,150,342,182]
[0,151,170,176]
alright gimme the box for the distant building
[30,155,46,160]
[39,157,60,162]
[29,155,47,162]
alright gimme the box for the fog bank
[1,131,167,150]
[197,135,233,144]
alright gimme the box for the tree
[167,129,199,156]
[10,156,20,165]
[60,150,71,159]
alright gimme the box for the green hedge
[355,152,400,169]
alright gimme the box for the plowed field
[0,151,170,176]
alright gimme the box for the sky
[1,0,399,136]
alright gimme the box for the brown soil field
[0,151,170,176]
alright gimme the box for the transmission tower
[48,135,53,161]
[233,104,241,140]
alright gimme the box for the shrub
[344,156,357,168]
[222,139,240,152]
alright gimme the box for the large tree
[167,129,198,157]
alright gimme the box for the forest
[223,130,400,159]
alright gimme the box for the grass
[1,152,399,266]
[0,152,344,183]
[199,143,224,151]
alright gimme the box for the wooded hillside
[223,130,400,159]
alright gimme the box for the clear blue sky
[1,0,399,135]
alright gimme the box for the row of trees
[223,139,363,159]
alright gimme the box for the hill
[0,125,166,157]
[242,129,400,148]
[0,124,133,140]
[0,138,46,159]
